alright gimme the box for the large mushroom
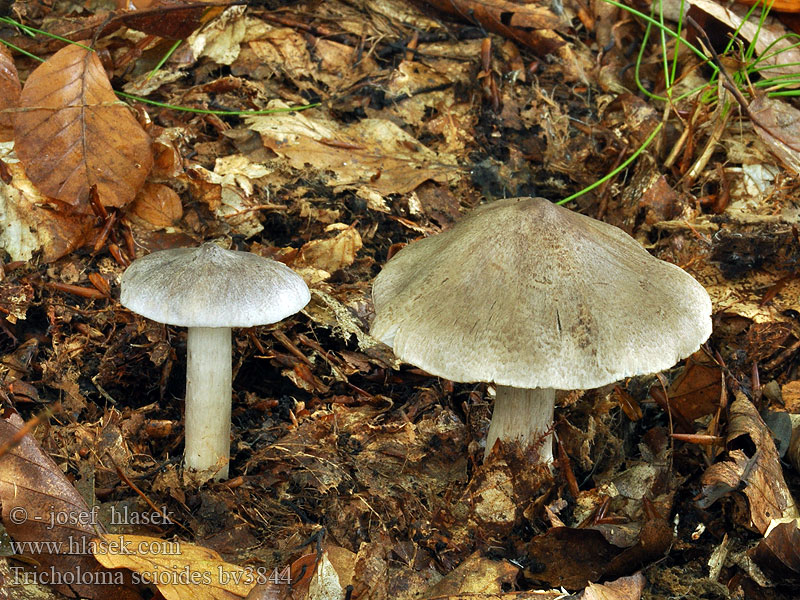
[120,242,310,480]
[370,197,712,463]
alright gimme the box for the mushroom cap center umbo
[370,197,712,390]
[120,242,311,328]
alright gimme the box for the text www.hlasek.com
[7,535,182,556]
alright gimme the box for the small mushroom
[370,197,712,463]
[120,242,310,480]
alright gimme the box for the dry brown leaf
[698,392,798,533]
[126,182,183,230]
[749,95,800,175]
[0,45,21,142]
[116,0,210,39]
[423,552,518,596]
[296,224,362,276]
[247,108,460,196]
[583,572,646,600]
[93,533,258,599]
[0,409,142,599]
[187,6,247,65]
[13,43,153,210]
[749,519,800,582]
[0,159,98,262]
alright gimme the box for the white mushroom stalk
[184,327,232,477]
[370,197,712,464]
[486,386,555,462]
[120,242,310,481]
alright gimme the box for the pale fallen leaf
[307,548,356,600]
[583,572,646,600]
[423,552,518,596]
[187,6,247,66]
[296,224,362,277]
[93,533,258,600]
[247,104,460,196]
[0,159,97,262]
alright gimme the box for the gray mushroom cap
[370,197,712,390]
[120,242,310,328]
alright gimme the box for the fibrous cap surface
[121,242,310,328]
[370,197,712,389]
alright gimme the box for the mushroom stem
[185,326,232,480]
[485,386,555,462]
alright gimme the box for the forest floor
[1,0,800,598]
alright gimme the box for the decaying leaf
[246,106,460,196]
[749,518,800,582]
[13,43,153,209]
[698,392,798,533]
[423,552,518,596]
[126,182,183,230]
[117,0,210,39]
[187,6,247,66]
[0,409,142,599]
[0,159,98,262]
[93,533,256,599]
[749,95,800,175]
[583,572,646,600]
[306,547,356,600]
[295,224,362,281]
[0,45,21,142]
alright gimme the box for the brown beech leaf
[749,95,800,175]
[0,44,21,142]
[117,0,212,40]
[126,181,183,229]
[0,409,143,599]
[698,392,798,533]
[13,43,153,210]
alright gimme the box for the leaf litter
[1,0,800,598]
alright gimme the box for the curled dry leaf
[583,572,646,600]
[295,224,363,280]
[0,44,21,142]
[126,182,183,230]
[13,43,153,210]
[93,533,256,600]
[749,95,800,175]
[0,409,142,600]
[698,392,798,533]
[749,519,800,582]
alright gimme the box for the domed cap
[371,197,712,390]
[120,243,310,328]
